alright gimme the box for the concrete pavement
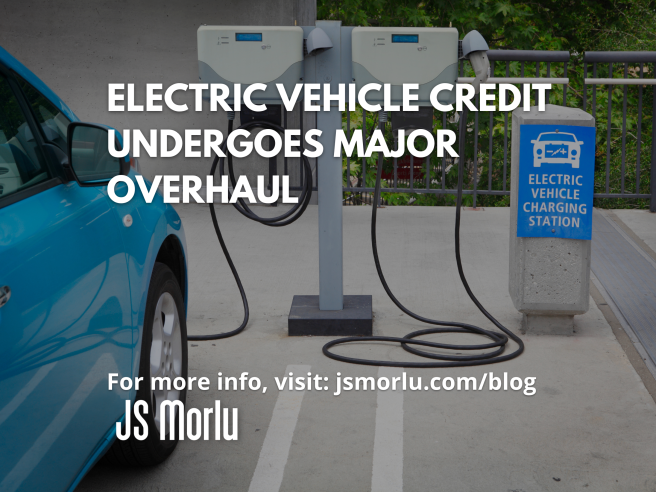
[613,209,656,255]
[80,205,656,491]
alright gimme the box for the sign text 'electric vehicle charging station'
[516,124,596,240]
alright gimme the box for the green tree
[318,0,656,52]
[321,0,656,208]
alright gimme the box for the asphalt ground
[80,205,656,492]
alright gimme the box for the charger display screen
[392,34,419,43]
[236,33,263,42]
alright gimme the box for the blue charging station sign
[517,124,596,240]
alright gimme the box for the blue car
[0,46,189,491]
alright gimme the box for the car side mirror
[66,122,129,186]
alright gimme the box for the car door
[0,71,134,491]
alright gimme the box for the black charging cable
[322,107,525,367]
[188,117,314,341]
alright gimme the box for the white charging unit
[197,26,304,105]
[351,27,459,106]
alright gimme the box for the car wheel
[104,262,188,466]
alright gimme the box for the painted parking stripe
[0,362,56,427]
[371,367,404,492]
[248,364,310,492]
[1,354,117,491]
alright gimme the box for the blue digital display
[392,34,419,43]
[236,33,262,42]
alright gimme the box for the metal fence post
[651,78,656,212]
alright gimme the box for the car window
[0,74,51,199]
[15,75,70,151]
[540,133,576,142]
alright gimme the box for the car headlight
[571,149,577,156]
[536,148,542,155]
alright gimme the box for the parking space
[78,205,656,491]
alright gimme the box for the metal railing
[583,52,656,208]
[341,50,656,211]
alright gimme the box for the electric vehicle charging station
[196,22,525,367]
[197,25,306,214]
[509,105,596,335]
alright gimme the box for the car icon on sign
[531,132,583,168]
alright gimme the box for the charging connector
[187,114,314,341]
[467,51,490,94]
[460,30,490,95]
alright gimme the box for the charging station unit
[195,23,526,368]
[190,25,315,343]
[351,27,459,107]
[197,25,308,214]
[197,25,304,105]
[319,27,525,368]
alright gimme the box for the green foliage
[322,0,656,209]
[318,0,656,52]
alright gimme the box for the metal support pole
[288,22,371,336]
[317,106,344,309]
[315,20,343,310]
[268,135,277,206]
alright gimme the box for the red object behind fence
[381,155,426,182]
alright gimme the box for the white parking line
[371,367,404,492]
[1,354,117,491]
[0,362,56,427]
[248,364,310,492]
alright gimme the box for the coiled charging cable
[188,113,314,341]
[322,107,525,367]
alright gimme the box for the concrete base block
[522,314,574,336]
[288,295,373,336]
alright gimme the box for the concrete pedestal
[522,314,574,336]
[509,105,595,335]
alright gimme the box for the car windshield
[540,133,576,142]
